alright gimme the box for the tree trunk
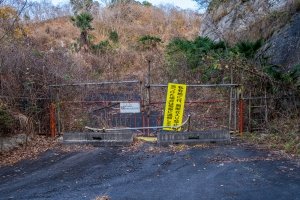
[80,30,89,51]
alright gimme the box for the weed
[91,40,111,54]
[109,30,119,43]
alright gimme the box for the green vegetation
[165,37,265,83]
[165,36,300,98]
[71,12,93,48]
[166,37,226,70]
[263,64,300,89]
[109,30,119,43]
[138,35,162,50]
[289,64,300,87]
[232,39,264,58]
[0,108,15,135]
[91,40,111,54]
[142,1,152,7]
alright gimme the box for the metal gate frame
[49,80,145,136]
[49,80,242,137]
[145,83,240,134]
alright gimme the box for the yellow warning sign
[163,83,187,131]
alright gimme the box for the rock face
[257,13,300,69]
[200,0,300,68]
[200,0,294,43]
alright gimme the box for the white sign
[120,102,141,113]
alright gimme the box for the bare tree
[0,0,28,42]
[70,0,93,14]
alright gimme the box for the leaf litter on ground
[0,135,95,167]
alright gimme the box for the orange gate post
[50,103,57,138]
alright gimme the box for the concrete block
[63,130,134,147]
[158,130,230,145]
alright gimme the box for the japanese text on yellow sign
[163,83,187,131]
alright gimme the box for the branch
[0,0,28,42]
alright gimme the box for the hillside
[28,3,201,81]
[0,0,299,155]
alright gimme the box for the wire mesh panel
[50,81,143,133]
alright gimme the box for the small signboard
[120,102,141,113]
[163,83,187,131]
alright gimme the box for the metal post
[228,65,233,131]
[248,91,252,132]
[49,103,57,138]
[229,89,233,131]
[264,88,268,128]
[187,115,191,132]
[238,99,244,136]
[147,60,151,136]
[56,89,61,135]
[233,88,237,132]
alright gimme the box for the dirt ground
[0,141,300,200]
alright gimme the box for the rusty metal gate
[146,83,238,134]
[49,80,239,136]
[49,80,148,135]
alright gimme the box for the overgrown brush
[246,118,300,155]
[0,107,15,136]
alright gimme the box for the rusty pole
[49,103,57,138]
[238,99,244,136]
[237,86,244,136]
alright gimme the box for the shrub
[264,64,300,89]
[91,40,111,54]
[142,1,152,7]
[166,36,226,69]
[289,64,300,86]
[138,35,162,50]
[109,30,119,43]
[0,108,15,135]
[264,65,284,81]
[232,39,264,58]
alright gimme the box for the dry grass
[28,17,79,51]
[26,4,201,81]
[244,117,300,156]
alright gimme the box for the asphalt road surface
[0,143,300,200]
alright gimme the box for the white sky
[50,0,198,10]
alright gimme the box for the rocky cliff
[257,13,300,69]
[200,0,294,42]
[200,0,300,68]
